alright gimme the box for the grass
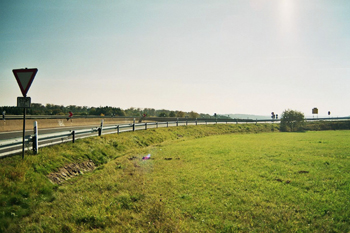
[1,124,350,232]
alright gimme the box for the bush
[304,120,350,131]
[280,109,305,132]
[158,112,168,117]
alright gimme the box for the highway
[0,120,267,141]
[0,123,119,158]
[2,117,347,158]
[0,125,101,140]
[0,122,176,158]
[0,122,168,140]
[1,116,337,141]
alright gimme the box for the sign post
[312,108,318,119]
[13,68,38,159]
[33,121,38,154]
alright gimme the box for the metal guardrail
[1,117,349,158]
[2,115,138,120]
[0,119,240,158]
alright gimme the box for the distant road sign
[12,68,38,97]
[17,97,31,108]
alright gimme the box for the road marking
[0,130,23,134]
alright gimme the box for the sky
[1,0,350,117]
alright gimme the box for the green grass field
[1,125,349,232]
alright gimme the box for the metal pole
[99,120,104,136]
[22,107,26,159]
[33,121,38,154]
[72,130,75,143]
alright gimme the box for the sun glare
[279,0,296,35]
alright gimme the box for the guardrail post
[167,122,169,127]
[156,122,158,128]
[72,130,75,143]
[21,107,27,159]
[176,118,178,126]
[186,120,188,126]
[133,118,135,131]
[117,125,120,134]
[33,121,38,154]
[98,120,104,136]
[145,123,147,130]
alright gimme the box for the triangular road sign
[13,68,38,97]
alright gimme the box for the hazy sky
[1,0,349,117]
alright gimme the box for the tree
[176,111,185,118]
[114,108,125,116]
[125,107,142,117]
[189,111,199,118]
[89,107,97,115]
[144,108,155,117]
[158,112,168,117]
[280,109,305,132]
[169,111,176,117]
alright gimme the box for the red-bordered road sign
[12,68,38,97]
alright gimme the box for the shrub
[158,112,168,117]
[280,109,305,132]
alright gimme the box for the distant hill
[227,114,271,120]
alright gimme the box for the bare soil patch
[47,160,96,184]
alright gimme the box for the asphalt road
[0,124,117,158]
[0,120,272,158]
[0,124,102,140]
[0,121,186,140]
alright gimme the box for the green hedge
[304,120,350,131]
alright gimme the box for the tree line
[0,103,229,119]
